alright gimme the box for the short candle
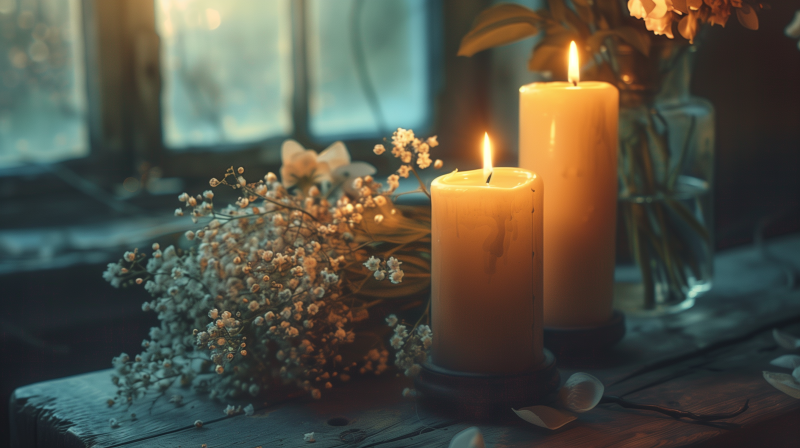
[431,135,544,374]
[519,42,619,328]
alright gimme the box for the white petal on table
[770,354,800,370]
[512,405,577,430]
[557,372,604,413]
[763,371,800,399]
[448,427,485,448]
[772,328,800,350]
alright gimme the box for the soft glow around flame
[568,41,579,86]
[483,132,493,184]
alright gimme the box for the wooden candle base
[543,310,626,361]
[414,349,560,420]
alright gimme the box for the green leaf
[528,28,578,74]
[458,4,543,57]
[587,27,651,56]
[595,0,624,29]
[547,0,590,36]
[736,4,759,31]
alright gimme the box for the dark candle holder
[414,349,560,420]
[543,310,626,362]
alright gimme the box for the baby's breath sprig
[374,128,442,200]
[104,133,436,406]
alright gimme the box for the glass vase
[613,46,715,316]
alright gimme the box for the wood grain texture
[10,234,800,447]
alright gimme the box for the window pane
[307,0,430,139]
[156,0,293,150]
[0,0,89,167]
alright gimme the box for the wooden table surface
[10,235,800,448]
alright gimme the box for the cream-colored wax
[519,81,618,328]
[431,168,544,374]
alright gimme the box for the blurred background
[1,0,798,443]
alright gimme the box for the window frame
[1,0,449,188]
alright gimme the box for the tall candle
[431,135,544,374]
[518,42,618,328]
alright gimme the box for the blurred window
[156,0,432,149]
[0,0,89,168]
[307,0,430,139]
[155,0,294,150]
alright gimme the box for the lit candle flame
[568,41,579,86]
[483,132,492,184]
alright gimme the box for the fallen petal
[773,329,800,350]
[763,371,800,399]
[557,372,604,413]
[513,405,577,430]
[448,427,485,448]
[786,10,800,38]
[770,355,800,370]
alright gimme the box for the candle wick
[486,170,493,185]
[571,80,577,87]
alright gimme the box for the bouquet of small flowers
[104,129,441,405]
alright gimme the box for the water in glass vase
[615,175,713,316]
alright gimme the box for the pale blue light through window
[0,0,88,168]
[307,0,430,139]
[156,0,293,150]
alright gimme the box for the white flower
[404,364,421,378]
[389,270,403,284]
[244,404,254,416]
[385,314,398,327]
[394,324,408,338]
[280,140,351,189]
[374,195,388,207]
[392,128,415,148]
[363,256,381,272]
[390,335,403,349]
[397,165,411,178]
[386,257,402,271]
[421,335,432,349]
[645,14,674,39]
[417,152,432,169]
[304,432,316,442]
[374,270,386,281]
[386,174,400,192]
[374,214,384,224]
[307,303,319,315]
[427,136,438,148]
[628,0,672,19]
[373,144,386,155]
